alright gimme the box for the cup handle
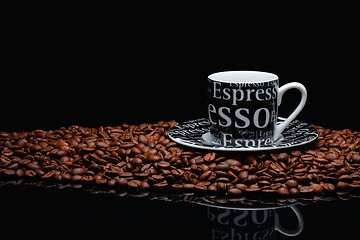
[273,82,307,141]
[275,205,304,236]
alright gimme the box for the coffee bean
[147,154,161,162]
[25,170,36,177]
[238,171,248,180]
[72,168,85,175]
[270,163,284,173]
[96,141,110,148]
[157,161,170,168]
[127,180,142,188]
[208,184,217,192]
[228,187,242,195]
[71,174,82,182]
[289,188,299,195]
[336,181,349,189]
[224,159,241,167]
[117,178,128,187]
[299,186,313,193]
[119,172,133,178]
[310,183,323,193]
[154,181,168,188]
[130,158,143,166]
[62,173,72,181]
[16,168,24,177]
[171,169,184,177]
[216,182,227,191]
[277,187,289,195]
[278,152,289,161]
[325,152,338,161]
[26,162,39,170]
[200,170,212,181]
[214,170,228,178]
[138,135,148,144]
[131,147,142,155]
[339,174,352,182]
[285,179,298,188]
[234,183,248,191]
[30,144,42,152]
[214,162,229,171]
[140,181,150,190]
[351,153,360,163]
[245,184,260,192]
[183,183,195,190]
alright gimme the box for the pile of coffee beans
[1,120,360,197]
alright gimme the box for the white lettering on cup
[234,108,250,128]
[253,108,270,128]
[218,107,232,127]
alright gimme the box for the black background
[1,1,359,239]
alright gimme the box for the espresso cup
[207,71,307,147]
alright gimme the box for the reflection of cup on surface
[206,206,303,240]
[207,71,307,147]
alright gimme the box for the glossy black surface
[1,181,360,240]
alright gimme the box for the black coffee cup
[207,71,307,147]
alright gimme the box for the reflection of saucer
[168,118,318,151]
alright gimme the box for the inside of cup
[208,71,278,83]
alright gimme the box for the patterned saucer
[168,117,318,151]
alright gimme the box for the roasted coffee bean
[200,170,212,181]
[16,168,24,178]
[130,158,143,166]
[214,170,228,178]
[270,163,284,173]
[96,141,110,148]
[228,187,242,195]
[299,186,313,193]
[147,154,161,162]
[245,184,260,192]
[207,184,217,192]
[289,188,299,195]
[325,152,338,161]
[171,169,184,176]
[336,181,349,189]
[194,183,207,191]
[127,180,142,188]
[154,181,168,188]
[62,173,72,181]
[25,170,36,177]
[72,168,85,175]
[140,181,150,190]
[285,179,298,188]
[71,174,82,182]
[351,153,360,163]
[117,178,128,187]
[277,187,289,195]
[278,153,290,162]
[183,183,195,190]
[224,159,242,167]
[238,171,248,180]
[310,183,323,193]
[214,162,229,171]
[26,162,39,170]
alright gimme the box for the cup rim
[208,71,278,84]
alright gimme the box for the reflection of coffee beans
[1,121,360,196]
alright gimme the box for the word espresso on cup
[207,71,307,147]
